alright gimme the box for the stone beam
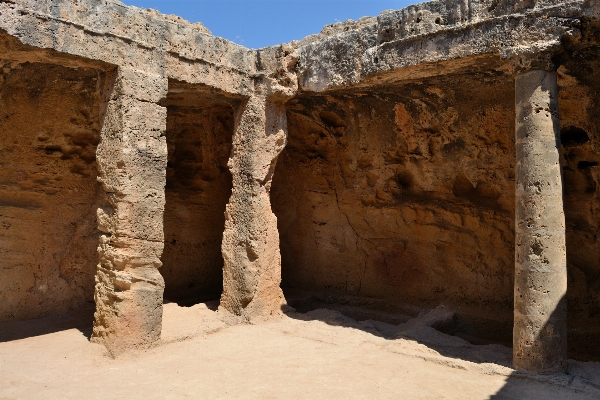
[298,1,587,92]
[513,69,567,372]
[92,67,168,354]
[0,0,255,96]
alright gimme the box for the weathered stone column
[514,69,567,372]
[219,44,298,321]
[220,95,288,319]
[91,68,168,354]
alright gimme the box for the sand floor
[1,302,600,399]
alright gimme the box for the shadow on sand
[282,294,600,399]
[0,302,95,343]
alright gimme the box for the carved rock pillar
[92,68,168,354]
[514,69,567,372]
[220,95,288,320]
[220,44,297,321]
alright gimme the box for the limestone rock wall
[556,30,600,360]
[0,61,105,322]
[272,70,516,343]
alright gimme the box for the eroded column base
[513,312,567,372]
[91,266,164,355]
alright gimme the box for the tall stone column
[514,69,567,372]
[220,95,288,320]
[91,68,168,354]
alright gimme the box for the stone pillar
[91,68,168,354]
[220,95,288,320]
[514,69,567,372]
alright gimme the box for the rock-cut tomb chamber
[0,0,599,372]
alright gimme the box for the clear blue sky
[121,0,415,49]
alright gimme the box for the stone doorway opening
[0,58,108,324]
[160,81,240,306]
[272,65,517,347]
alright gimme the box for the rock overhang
[295,0,596,91]
[0,0,597,96]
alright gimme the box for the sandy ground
[1,302,600,399]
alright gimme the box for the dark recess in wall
[160,81,240,306]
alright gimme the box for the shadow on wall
[555,30,600,362]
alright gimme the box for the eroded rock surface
[0,0,599,367]
[0,62,105,322]
[272,67,516,344]
[557,27,600,360]
[219,45,298,320]
[91,68,168,353]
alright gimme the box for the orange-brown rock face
[161,87,235,303]
[272,71,517,342]
[0,62,104,322]
[1,0,599,366]
[557,45,600,361]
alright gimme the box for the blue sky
[121,0,415,49]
